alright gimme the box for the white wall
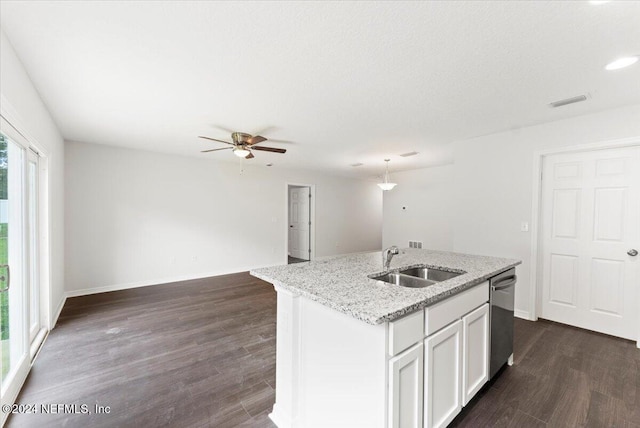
[452,103,640,319]
[0,28,66,326]
[65,141,382,294]
[382,104,640,319]
[382,165,454,250]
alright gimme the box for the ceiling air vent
[549,95,588,108]
[399,151,418,157]
[350,163,364,167]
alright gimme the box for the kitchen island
[251,249,521,428]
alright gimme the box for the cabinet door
[424,320,462,428]
[462,303,489,405]
[389,342,424,428]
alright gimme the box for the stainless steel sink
[371,273,437,288]
[399,267,463,282]
[370,266,464,288]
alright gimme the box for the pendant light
[377,159,397,191]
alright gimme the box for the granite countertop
[250,248,521,325]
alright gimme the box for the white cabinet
[424,320,463,428]
[422,283,490,428]
[462,303,489,405]
[269,281,493,428]
[389,342,424,428]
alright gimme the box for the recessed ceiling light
[605,56,639,71]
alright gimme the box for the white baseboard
[64,265,275,298]
[66,277,182,298]
[50,295,67,328]
[514,309,533,321]
[269,405,292,428]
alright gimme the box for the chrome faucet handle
[383,246,400,269]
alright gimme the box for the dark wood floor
[8,273,277,428]
[287,256,308,264]
[7,272,640,427]
[452,318,640,428]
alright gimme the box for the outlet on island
[409,241,423,249]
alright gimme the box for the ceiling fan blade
[201,147,233,153]
[246,152,255,159]
[247,135,267,145]
[266,139,295,144]
[252,146,286,154]
[198,136,234,145]
[212,125,236,134]
[251,126,279,136]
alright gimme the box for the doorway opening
[287,184,315,264]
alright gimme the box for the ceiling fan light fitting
[233,148,251,158]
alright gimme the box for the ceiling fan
[199,132,287,159]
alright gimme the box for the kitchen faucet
[383,246,400,270]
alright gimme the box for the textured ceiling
[1,1,639,178]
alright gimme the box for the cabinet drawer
[389,310,424,356]
[425,281,489,336]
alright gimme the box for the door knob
[628,249,638,256]
[0,264,9,292]
[290,225,293,228]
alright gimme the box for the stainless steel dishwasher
[489,268,517,379]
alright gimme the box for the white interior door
[289,187,310,260]
[540,145,640,340]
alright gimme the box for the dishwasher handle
[491,275,517,291]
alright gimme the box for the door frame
[529,136,640,347]
[0,103,53,424]
[285,183,316,263]
[0,102,52,331]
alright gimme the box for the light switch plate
[520,221,529,232]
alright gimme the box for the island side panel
[298,297,388,428]
[270,286,388,428]
[270,287,302,428]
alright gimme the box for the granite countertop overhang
[250,249,521,325]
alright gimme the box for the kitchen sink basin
[370,266,465,288]
[371,273,437,288]
[399,267,463,282]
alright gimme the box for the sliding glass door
[0,132,29,409]
[0,125,42,421]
